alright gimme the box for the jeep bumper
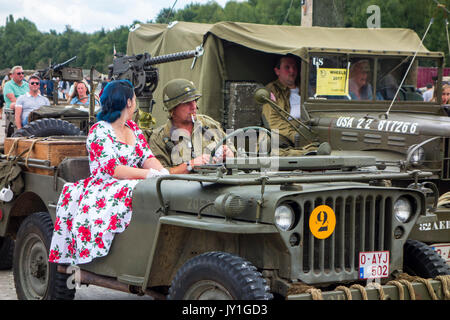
[287,277,449,300]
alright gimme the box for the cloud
[0,0,244,33]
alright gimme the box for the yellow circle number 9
[309,205,336,239]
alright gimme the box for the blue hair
[97,79,135,123]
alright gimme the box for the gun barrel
[146,46,204,66]
[53,56,77,70]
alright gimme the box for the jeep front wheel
[167,251,273,300]
[13,212,75,300]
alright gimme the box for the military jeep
[1,139,449,300]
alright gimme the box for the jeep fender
[0,191,47,238]
[145,215,285,289]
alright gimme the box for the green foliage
[1,0,450,71]
[0,15,130,73]
[344,0,450,64]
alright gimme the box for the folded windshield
[307,53,439,103]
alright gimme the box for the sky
[0,0,244,34]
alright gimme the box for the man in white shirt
[15,75,50,129]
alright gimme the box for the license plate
[359,251,390,279]
[431,243,450,265]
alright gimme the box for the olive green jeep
[0,143,449,300]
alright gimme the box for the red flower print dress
[49,120,154,265]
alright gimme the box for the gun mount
[108,47,204,123]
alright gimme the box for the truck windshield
[307,53,440,103]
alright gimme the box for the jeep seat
[58,156,90,182]
[224,81,264,130]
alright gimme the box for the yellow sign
[309,205,336,239]
[316,68,349,96]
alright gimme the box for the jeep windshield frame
[303,49,445,106]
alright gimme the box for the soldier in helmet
[149,79,234,174]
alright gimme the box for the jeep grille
[299,190,393,284]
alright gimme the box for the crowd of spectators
[0,67,107,130]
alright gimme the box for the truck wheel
[403,240,450,278]
[12,118,81,137]
[0,236,14,270]
[13,212,75,300]
[167,251,273,300]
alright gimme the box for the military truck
[126,21,450,265]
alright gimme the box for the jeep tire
[167,251,273,300]
[12,118,81,137]
[13,212,75,300]
[403,239,450,278]
[0,236,14,270]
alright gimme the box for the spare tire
[12,118,81,137]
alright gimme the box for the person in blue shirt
[69,80,98,106]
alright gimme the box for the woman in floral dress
[49,80,168,265]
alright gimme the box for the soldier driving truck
[262,54,329,156]
[0,43,449,300]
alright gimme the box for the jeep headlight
[394,197,412,223]
[275,204,294,231]
[214,193,246,218]
[407,145,425,166]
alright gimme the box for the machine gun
[37,56,82,82]
[108,47,204,129]
[37,56,83,105]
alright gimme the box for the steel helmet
[162,78,202,111]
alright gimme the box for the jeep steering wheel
[209,126,272,162]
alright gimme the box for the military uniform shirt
[262,79,305,145]
[149,114,227,169]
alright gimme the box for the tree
[313,0,345,27]
[1,1,449,71]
